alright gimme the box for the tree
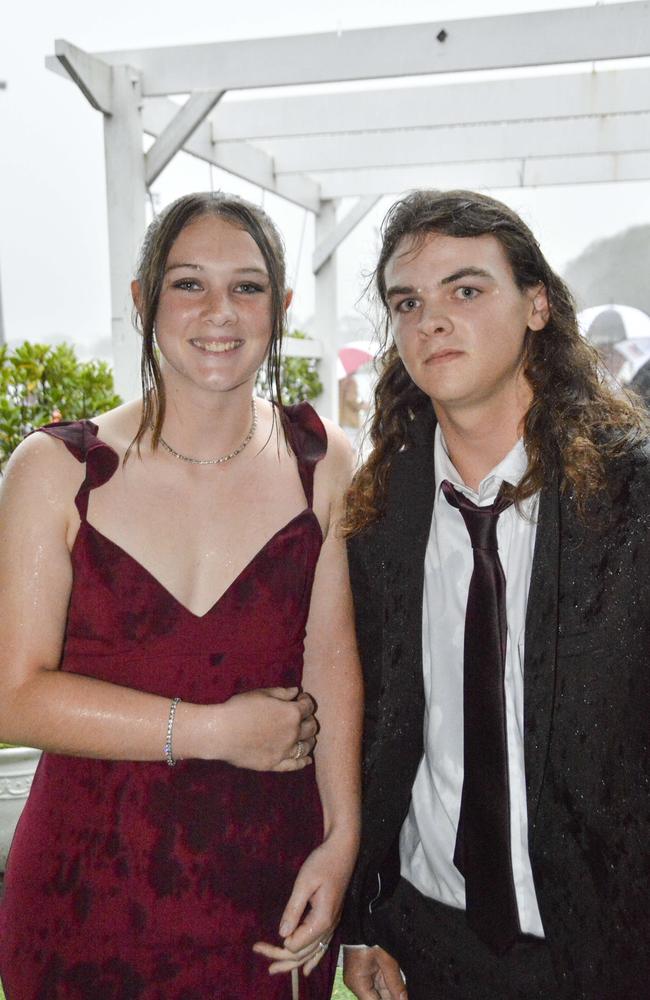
[563,226,650,314]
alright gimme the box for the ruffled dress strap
[282,402,327,509]
[31,420,119,519]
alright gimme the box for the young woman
[0,192,362,1000]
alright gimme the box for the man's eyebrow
[385,284,416,300]
[385,267,495,299]
[440,266,494,285]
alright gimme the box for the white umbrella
[578,304,650,340]
[578,305,650,382]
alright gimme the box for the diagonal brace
[141,96,321,212]
[145,90,224,185]
[313,195,381,273]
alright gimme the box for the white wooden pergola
[46,1,650,416]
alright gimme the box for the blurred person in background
[630,357,650,406]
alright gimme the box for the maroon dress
[0,403,338,1000]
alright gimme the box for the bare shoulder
[312,417,357,538]
[318,416,357,484]
[0,430,85,548]
[2,396,135,492]
[2,429,84,498]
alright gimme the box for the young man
[342,190,649,1000]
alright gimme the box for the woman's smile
[189,337,244,354]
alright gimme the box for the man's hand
[343,945,406,1000]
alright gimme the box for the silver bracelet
[163,696,181,767]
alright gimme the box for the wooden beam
[282,337,323,359]
[93,3,650,96]
[317,151,650,197]
[524,151,650,187]
[209,68,650,141]
[54,38,112,114]
[272,113,650,174]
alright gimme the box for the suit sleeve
[340,531,384,944]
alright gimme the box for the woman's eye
[236,283,265,294]
[173,279,201,291]
[456,286,479,300]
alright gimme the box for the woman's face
[150,214,277,397]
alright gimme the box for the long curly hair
[130,191,289,456]
[345,189,648,535]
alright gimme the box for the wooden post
[103,66,147,401]
[313,200,339,424]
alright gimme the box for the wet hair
[344,189,648,535]
[131,191,288,453]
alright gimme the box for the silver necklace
[158,399,257,465]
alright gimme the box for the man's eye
[397,298,418,313]
[456,286,479,300]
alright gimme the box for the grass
[0,972,351,999]
[332,967,355,999]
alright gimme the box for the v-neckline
[79,508,322,620]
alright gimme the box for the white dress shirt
[399,426,545,937]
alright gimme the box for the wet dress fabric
[0,403,338,1000]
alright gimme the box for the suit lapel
[379,410,437,747]
[523,477,560,842]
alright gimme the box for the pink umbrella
[337,340,376,379]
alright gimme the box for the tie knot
[441,479,512,551]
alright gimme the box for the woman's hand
[252,833,356,976]
[203,687,317,772]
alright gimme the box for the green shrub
[256,330,323,405]
[0,342,121,471]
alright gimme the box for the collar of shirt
[434,424,529,507]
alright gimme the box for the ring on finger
[317,939,329,952]
[293,740,306,760]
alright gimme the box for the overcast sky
[1,0,649,357]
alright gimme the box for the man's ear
[284,288,293,312]
[528,284,549,331]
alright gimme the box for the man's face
[383,232,548,417]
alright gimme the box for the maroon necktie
[441,480,520,953]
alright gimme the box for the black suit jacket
[343,406,650,999]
